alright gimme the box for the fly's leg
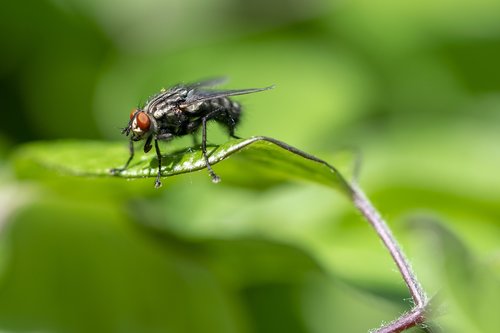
[110,139,134,174]
[228,123,241,139]
[202,116,221,183]
[223,110,241,139]
[154,139,163,188]
[143,135,153,153]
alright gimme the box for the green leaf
[0,198,250,333]
[12,136,354,194]
[408,217,500,333]
[0,195,401,333]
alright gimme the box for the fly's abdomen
[205,97,242,128]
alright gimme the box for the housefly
[110,78,274,188]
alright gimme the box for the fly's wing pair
[184,77,228,89]
[180,78,274,108]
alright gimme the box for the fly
[110,78,274,188]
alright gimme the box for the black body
[111,79,273,188]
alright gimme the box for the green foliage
[12,137,352,193]
[4,135,420,333]
[1,0,500,332]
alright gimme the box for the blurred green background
[1,0,500,332]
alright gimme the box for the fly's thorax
[184,102,203,113]
[146,87,188,118]
[152,103,178,119]
[146,103,190,137]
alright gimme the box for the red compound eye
[136,111,151,131]
[130,108,138,120]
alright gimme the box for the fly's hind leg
[229,126,241,139]
[201,116,221,183]
[227,117,240,139]
[154,139,163,188]
[225,110,241,139]
[110,139,134,174]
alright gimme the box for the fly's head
[123,108,156,141]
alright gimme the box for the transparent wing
[185,77,228,89]
[181,85,275,107]
[145,78,228,107]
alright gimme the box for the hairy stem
[104,135,431,331]
[248,137,429,332]
[351,185,427,307]
[351,184,428,332]
[371,307,427,333]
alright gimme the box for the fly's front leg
[152,133,175,188]
[110,139,134,174]
[202,116,221,183]
[154,139,163,189]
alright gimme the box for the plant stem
[350,184,428,332]
[371,307,427,333]
[115,135,430,332]
[247,137,429,329]
[233,137,430,332]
